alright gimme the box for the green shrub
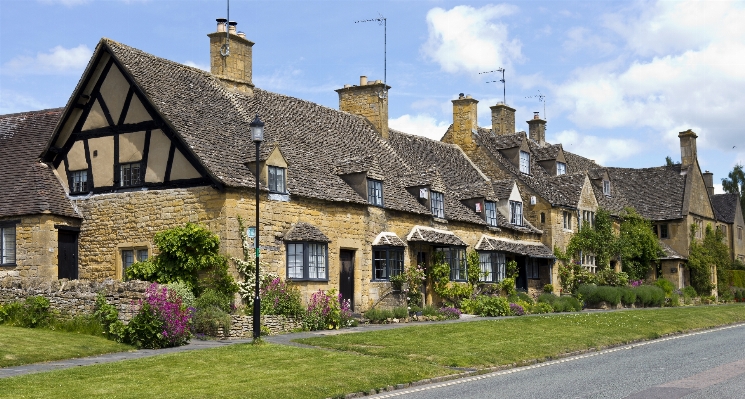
[0,302,23,325]
[619,287,637,306]
[364,308,394,323]
[1,296,53,328]
[553,296,582,312]
[197,257,239,299]
[392,306,408,319]
[596,269,629,287]
[421,305,440,317]
[126,302,167,348]
[195,289,232,313]
[166,281,196,309]
[531,302,553,314]
[537,293,557,305]
[633,285,665,307]
[668,293,681,307]
[498,278,516,297]
[598,286,621,306]
[731,270,745,288]
[461,295,510,317]
[94,293,126,341]
[683,286,698,298]
[578,284,598,305]
[543,284,554,293]
[654,279,675,296]
[48,314,104,336]
[260,278,303,317]
[516,292,534,305]
[192,306,231,337]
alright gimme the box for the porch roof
[406,226,466,246]
[475,235,554,259]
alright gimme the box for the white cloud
[184,61,209,72]
[389,114,450,141]
[0,90,51,114]
[563,27,615,54]
[554,0,745,153]
[422,4,523,74]
[2,45,92,75]
[549,129,643,165]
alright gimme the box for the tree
[721,163,745,216]
[618,208,663,281]
[565,208,618,269]
[665,156,674,166]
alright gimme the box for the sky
[1,0,743,193]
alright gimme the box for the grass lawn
[0,326,133,368]
[1,305,744,399]
[297,305,745,368]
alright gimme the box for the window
[603,180,611,196]
[485,201,497,227]
[431,191,444,218]
[373,247,404,280]
[479,252,505,282]
[519,151,530,174]
[563,211,572,230]
[582,211,595,228]
[435,247,466,281]
[120,162,141,187]
[286,242,328,280]
[367,179,383,206]
[268,166,286,193]
[581,251,596,273]
[121,248,148,276]
[70,170,88,193]
[526,258,540,279]
[660,224,669,239]
[540,212,546,224]
[721,225,726,238]
[556,162,566,176]
[1,223,16,265]
[739,227,743,241]
[694,219,703,239]
[510,201,523,225]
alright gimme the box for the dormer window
[120,162,141,187]
[519,151,530,174]
[431,191,444,218]
[70,170,88,193]
[510,200,523,225]
[367,179,383,206]
[485,201,497,227]
[268,166,286,193]
[603,180,610,196]
[557,162,566,176]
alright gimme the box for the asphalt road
[370,324,745,399]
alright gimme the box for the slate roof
[283,222,331,242]
[372,232,406,247]
[475,235,554,258]
[531,144,561,162]
[659,241,686,260]
[495,212,542,234]
[95,39,500,226]
[0,109,80,219]
[607,165,686,221]
[711,193,740,224]
[492,179,514,200]
[406,226,466,246]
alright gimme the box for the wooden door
[339,250,354,311]
[58,230,78,280]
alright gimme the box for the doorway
[58,230,79,279]
[339,250,355,311]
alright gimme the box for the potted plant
[390,273,406,291]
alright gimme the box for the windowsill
[371,279,391,283]
[268,193,290,202]
[433,217,448,224]
[0,264,18,267]
[487,226,500,232]
[287,278,329,282]
[563,228,573,232]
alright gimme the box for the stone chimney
[679,129,698,167]
[527,112,547,147]
[208,18,255,94]
[336,76,390,139]
[490,103,515,136]
[448,93,479,151]
[703,170,714,196]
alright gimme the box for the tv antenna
[220,0,231,57]
[525,90,547,120]
[355,13,387,98]
[480,68,505,104]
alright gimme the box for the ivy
[688,223,730,296]
[618,208,663,281]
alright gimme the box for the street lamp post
[250,114,264,340]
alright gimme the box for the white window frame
[0,223,16,265]
[286,241,328,281]
[510,201,523,226]
[563,211,572,230]
[581,251,596,273]
[367,179,383,206]
[485,201,498,227]
[556,162,567,176]
[268,166,286,193]
[478,251,505,282]
[120,162,142,187]
[519,151,530,174]
[70,170,88,193]
[431,191,445,218]
[603,180,611,196]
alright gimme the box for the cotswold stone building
[0,20,554,309]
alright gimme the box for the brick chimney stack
[446,93,479,151]
[208,18,255,94]
[527,112,547,147]
[490,103,515,136]
[336,76,390,139]
[679,129,698,167]
[703,170,714,196]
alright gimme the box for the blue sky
[1,0,743,192]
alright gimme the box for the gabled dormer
[42,40,213,195]
[535,144,568,176]
[494,180,524,226]
[246,144,290,196]
[335,156,386,206]
[402,169,447,220]
[589,169,612,197]
[493,133,532,175]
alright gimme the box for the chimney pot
[466,94,472,99]
[360,76,368,86]
[228,21,237,34]
[533,112,540,119]
[344,84,351,88]
[459,93,465,99]
[237,31,246,39]
[216,18,227,32]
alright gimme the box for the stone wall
[219,314,303,338]
[0,276,148,322]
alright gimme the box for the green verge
[298,305,745,368]
[0,344,453,399]
[0,326,133,368]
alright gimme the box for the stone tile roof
[492,179,514,200]
[495,212,542,234]
[659,241,686,260]
[0,109,80,219]
[372,232,406,247]
[530,143,561,162]
[475,235,554,258]
[406,226,466,246]
[711,193,739,224]
[588,168,629,216]
[607,165,686,221]
[283,222,331,242]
